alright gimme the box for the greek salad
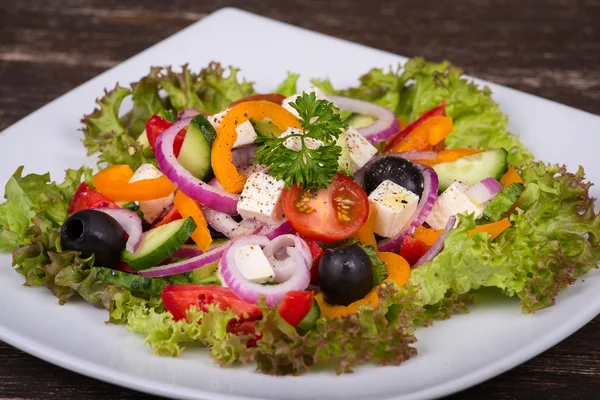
[1,59,598,375]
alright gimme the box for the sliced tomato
[151,205,183,228]
[145,114,187,157]
[161,284,262,322]
[282,174,369,242]
[398,236,430,266]
[228,93,286,108]
[384,102,446,152]
[69,182,119,214]
[277,291,314,326]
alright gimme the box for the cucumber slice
[122,217,197,271]
[433,149,508,192]
[347,114,375,129]
[95,267,167,295]
[252,118,284,136]
[336,130,353,176]
[477,182,525,225]
[177,115,216,181]
[296,300,321,330]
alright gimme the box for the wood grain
[1,0,599,398]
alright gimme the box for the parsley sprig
[253,92,347,190]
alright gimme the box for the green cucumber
[177,115,216,181]
[252,118,284,136]
[296,300,321,330]
[433,149,508,192]
[336,130,353,176]
[121,202,139,211]
[477,182,525,225]
[95,267,167,295]
[347,114,375,129]
[122,217,197,271]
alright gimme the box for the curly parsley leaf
[254,92,347,190]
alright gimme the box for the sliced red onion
[467,178,503,206]
[177,109,202,121]
[378,162,439,252]
[232,145,257,169]
[92,207,142,253]
[155,117,239,215]
[395,150,438,161]
[202,206,263,239]
[262,219,293,240]
[412,215,455,268]
[220,235,311,306]
[138,241,230,278]
[328,95,400,143]
[262,234,312,282]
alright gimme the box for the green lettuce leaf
[274,73,300,97]
[407,161,600,312]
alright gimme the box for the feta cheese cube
[368,180,420,238]
[282,87,328,118]
[233,244,275,283]
[237,172,286,225]
[425,181,484,230]
[208,109,257,149]
[279,127,323,151]
[129,164,174,223]
[345,127,378,172]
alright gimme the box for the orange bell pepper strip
[315,289,379,319]
[468,218,511,241]
[416,148,481,166]
[390,116,453,153]
[212,101,301,194]
[173,191,212,252]
[92,165,176,202]
[500,166,523,187]
[352,207,378,249]
[413,226,444,246]
[378,252,410,287]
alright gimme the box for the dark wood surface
[1,0,599,399]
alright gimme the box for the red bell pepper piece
[277,290,314,326]
[384,101,446,152]
[69,182,119,214]
[145,115,187,157]
[398,236,430,266]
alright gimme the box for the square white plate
[1,8,599,400]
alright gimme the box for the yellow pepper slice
[468,218,511,241]
[92,165,176,202]
[212,101,301,194]
[390,116,453,153]
[377,252,410,287]
[173,191,212,252]
[416,148,481,166]
[315,290,379,319]
[412,226,443,246]
[352,206,378,250]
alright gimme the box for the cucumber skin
[477,182,525,225]
[95,267,167,295]
[434,149,508,192]
[296,300,321,330]
[122,217,197,271]
[178,115,216,181]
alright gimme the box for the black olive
[60,210,126,268]
[318,244,373,306]
[364,156,424,197]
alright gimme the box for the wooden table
[1,0,599,398]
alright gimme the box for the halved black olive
[364,156,424,196]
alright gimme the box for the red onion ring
[467,178,503,206]
[261,219,293,240]
[262,234,312,282]
[138,241,230,278]
[328,95,400,143]
[220,235,311,306]
[412,215,455,268]
[395,150,438,161]
[378,161,439,252]
[177,109,202,121]
[231,145,257,169]
[155,117,239,215]
[202,206,263,239]
[92,207,142,253]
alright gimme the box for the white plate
[1,8,599,400]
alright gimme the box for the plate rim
[1,7,599,400]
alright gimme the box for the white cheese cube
[208,109,229,130]
[233,120,257,148]
[279,127,323,151]
[345,127,378,172]
[233,244,275,283]
[425,181,484,230]
[368,180,420,238]
[129,164,174,223]
[282,87,328,118]
[237,172,286,225]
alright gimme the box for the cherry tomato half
[282,174,369,242]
